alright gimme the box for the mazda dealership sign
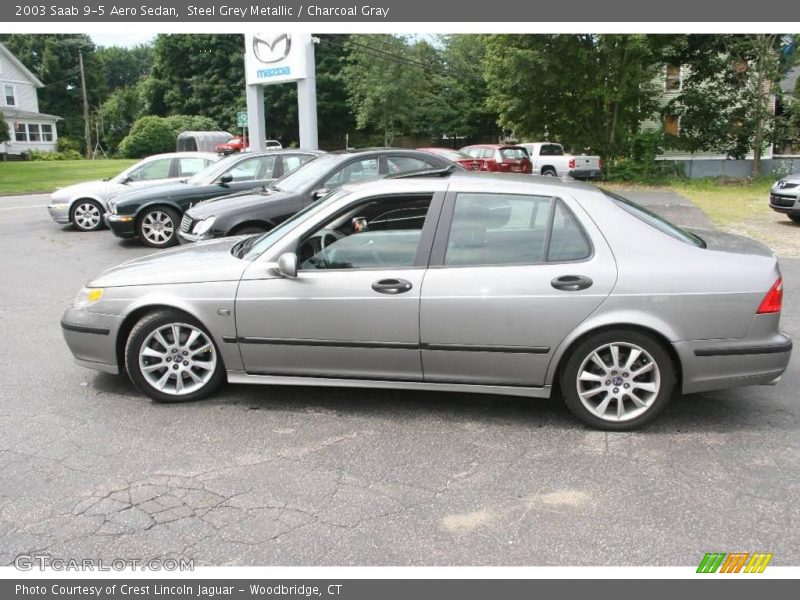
[245,32,310,85]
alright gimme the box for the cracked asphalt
[0,191,798,566]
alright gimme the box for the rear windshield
[499,148,529,160]
[604,191,706,248]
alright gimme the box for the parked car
[62,172,791,431]
[177,148,456,243]
[768,174,800,222]
[105,149,323,248]
[215,137,283,155]
[46,152,219,232]
[460,144,532,174]
[417,147,484,171]
[519,142,602,179]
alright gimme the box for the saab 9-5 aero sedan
[61,172,791,430]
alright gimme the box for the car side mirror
[312,188,329,200]
[218,174,233,186]
[120,176,132,184]
[276,252,298,278]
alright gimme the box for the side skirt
[226,371,552,399]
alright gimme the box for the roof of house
[0,107,61,121]
[0,43,44,88]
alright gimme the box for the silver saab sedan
[61,171,792,430]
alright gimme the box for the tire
[788,214,800,223]
[137,206,180,248]
[559,329,675,431]
[70,199,105,232]
[541,167,558,177]
[125,309,224,403]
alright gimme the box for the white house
[0,42,60,157]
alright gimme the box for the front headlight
[74,287,104,308]
[107,200,117,214]
[193,216,216,236]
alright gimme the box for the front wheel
[138,207,180,248]
[125,310,224,403]
[71,199,105,231]
[559,330,675,430]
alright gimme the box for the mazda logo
[253,34,291,64]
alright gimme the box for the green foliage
[117,114,219,157]
[100,85,145,153]
[0,112,10,144]
[483,34,660,159]
[57,136,81,153]
[95,44,153,90]
[25,148,83,161]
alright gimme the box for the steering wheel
[298,229,345,264]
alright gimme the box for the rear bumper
[675,332,792,394]
[105,213,137,238]
[570,169,602,180]
[61,307,123,375]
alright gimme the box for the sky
[90,33,154,48]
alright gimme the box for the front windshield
[603,190,706,248]
[185,154,241,185]
[239,189,349,261]
[271,154,344,194]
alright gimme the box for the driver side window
[297,194,433,270]
[221,155,276,183]
[322,158,380,191]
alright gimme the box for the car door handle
[371,278,413,295]
[551,275,593,291]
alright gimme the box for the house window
[27,124,41,142]
[4,84,15,106]
[14,123,26,142]
[41,124,54,142]
[664,114,680,136]
[665,64,682,91]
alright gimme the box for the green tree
[95,44,153,90]
[483,34,660,159]
[117,114,219,157]
[0,112,10,144]
[99,84,145,153]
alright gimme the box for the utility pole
[78,48,91,159]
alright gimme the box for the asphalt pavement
[0,191,798,566]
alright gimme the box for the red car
[460,144,533,174]
[417,147,485,171]
[215,137,283,155]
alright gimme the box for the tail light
[757,278,783,314]
[569,158,576,169]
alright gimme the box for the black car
[105,149,324,248]
[178,149,456,243]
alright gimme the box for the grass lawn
[0,159,138,196]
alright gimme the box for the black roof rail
[387,164,458,179]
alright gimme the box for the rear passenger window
[444,193,591,266]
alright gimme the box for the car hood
[51,180,120,201]
[89,237,249,288]
[188,188,293,219]
[773,175,800,189]
[691,228,775,257]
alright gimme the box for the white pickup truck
[519,143,602,180]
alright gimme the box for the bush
[57,136,82,154]
[117,114,222,158]
[0,112,10,144]
[25,149,83,161]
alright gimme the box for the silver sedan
[61,172,792,430]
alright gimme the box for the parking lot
[1,190,799,566]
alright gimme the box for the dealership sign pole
[244,33,319,150]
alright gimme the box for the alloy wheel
[141,210,175,245]
[575,341,661,422]
[73,202,102,230]
[138,322,217,396]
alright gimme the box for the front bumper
[47,203,71,224]
[105,213,137,238]
[61,307,124,374]
[177,230,211,244]
[769,191,799,214]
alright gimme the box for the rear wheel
[71,199,104,231]
[541,167,557,177]
[559,329,675,430]
[138,207,179,248]
[125,310,224,403]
